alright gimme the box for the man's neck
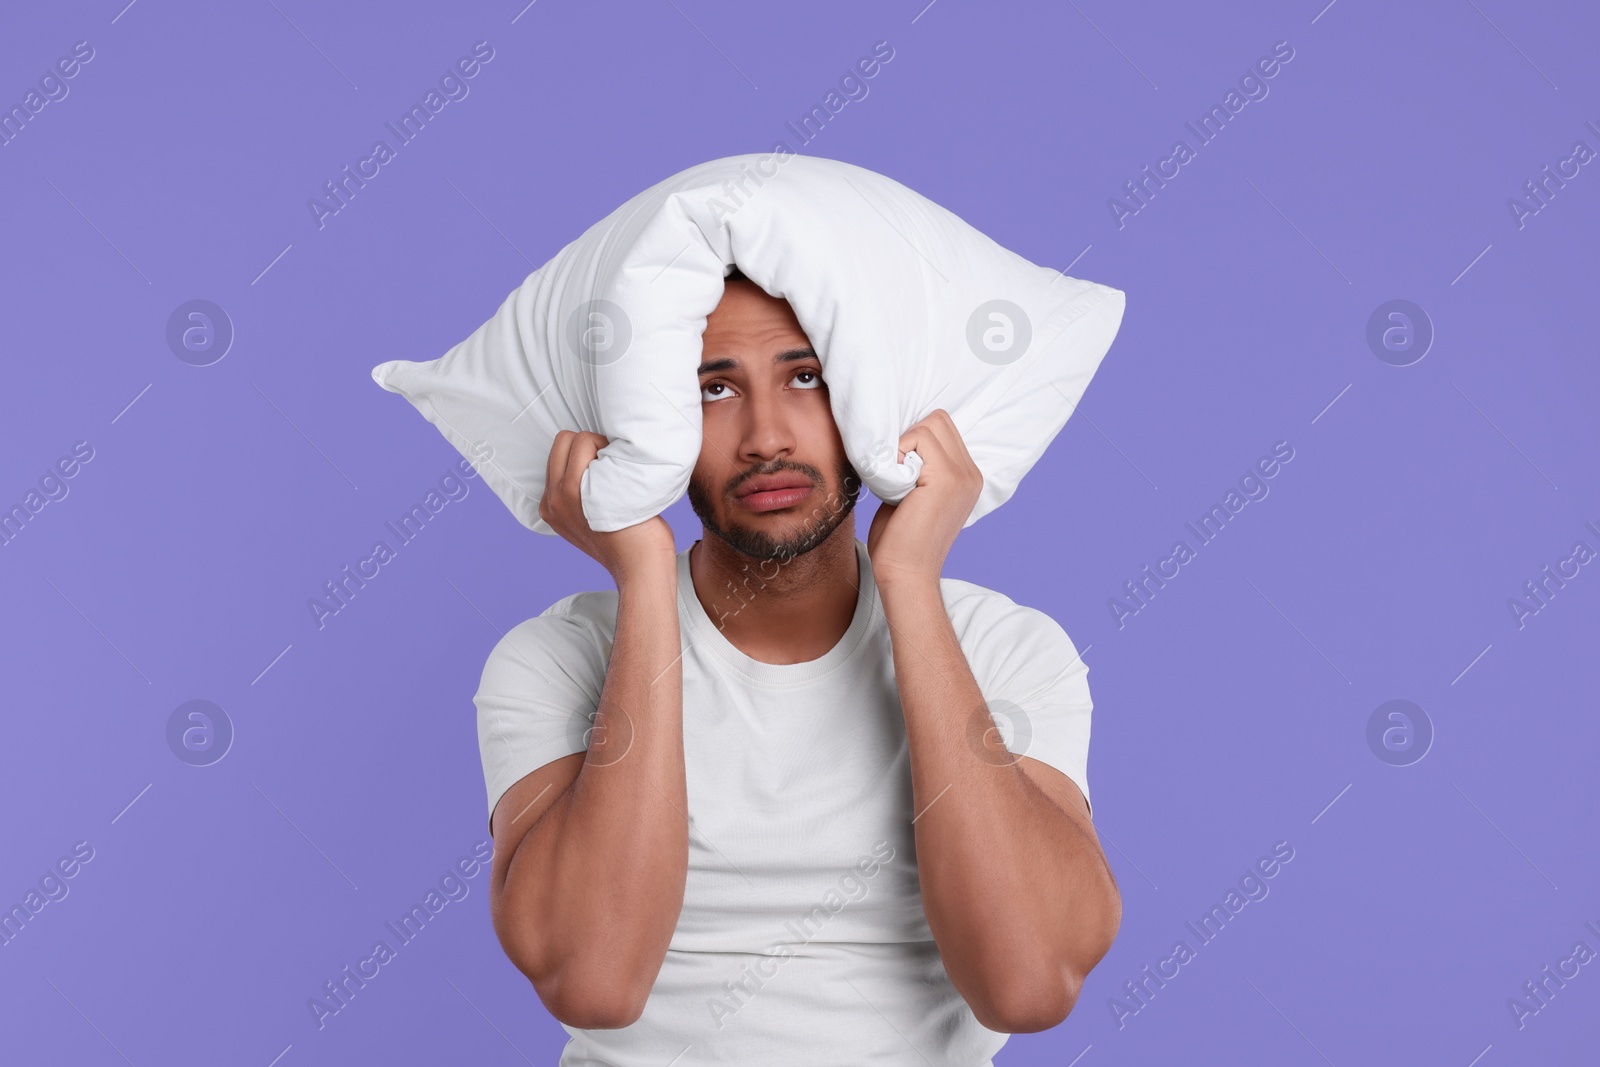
[688,519,861,665]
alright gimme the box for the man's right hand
[538,430,676,582]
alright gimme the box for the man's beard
[688,456,861,562]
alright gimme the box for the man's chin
[704,508,846,562]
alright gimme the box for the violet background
[2,0,1596,1063]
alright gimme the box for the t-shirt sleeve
[474,596,611,830]
[947,583,1095,816]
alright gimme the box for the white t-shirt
[475,537,1094,1066]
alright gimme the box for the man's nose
[738,386,796,463]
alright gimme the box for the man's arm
[487,430,686,1029]
[878,577,1119,1032]
[867,411,1121,1034]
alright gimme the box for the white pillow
[371,151,1125,535]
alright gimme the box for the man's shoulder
[481,588,619,676]
[937,574,1009,606]
[933,574,1082,673]
[534,588,619,627]
[933,575,1091,712]
[937,574,1063,636]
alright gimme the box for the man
[475,269,1121,1065]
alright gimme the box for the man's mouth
[734,473,815,513]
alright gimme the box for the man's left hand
[866,409,984,587]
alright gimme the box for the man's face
[688,278,859,561]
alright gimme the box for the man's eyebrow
[697,347,818,376]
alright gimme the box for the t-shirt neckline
[676,537,880,687]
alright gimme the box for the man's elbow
[530,968,651,1030]
[970,930,1127,1033]
[494,914,652,1028]
[974,908,1120,1032]
[971,971,1080,1034]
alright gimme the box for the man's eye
[702,381,735,402]
[792,370,823,389]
